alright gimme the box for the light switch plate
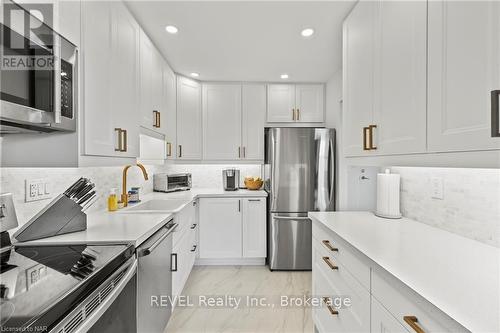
[431,177,444,200]
[25,178,52,202]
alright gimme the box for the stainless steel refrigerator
[264,128,335,270]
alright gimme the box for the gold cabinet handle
[404,316,425,333]
[238,146,241,158]
[243,146,246,158]
[178,145,182,158]
[296,108,300,120]
[157,111,161,128]
[121,129,127,152]
[166,142,172,157]
[322,240,338,252]
[292,108,296,120]
[322,297,339,315]
[153,111,158,127]
[363,126,370,150]
[322,256,338,270]
[368,124,377,150]
[114,128,122,151]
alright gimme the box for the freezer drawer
[268,213,312,270]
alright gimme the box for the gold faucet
[121,163,149,207]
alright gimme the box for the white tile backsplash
[391,167,500,248]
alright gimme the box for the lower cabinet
[371,298,409,333]
[198,197,266,260]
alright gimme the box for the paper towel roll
[375,169,402,219]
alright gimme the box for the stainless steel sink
[118,199,190,213]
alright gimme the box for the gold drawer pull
[404,316,425,333]
[322,240,338,252]
[322,297,339,316]
[322,256,338,270]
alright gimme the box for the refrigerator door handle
[328,133,335,209]
[273,216,310,221]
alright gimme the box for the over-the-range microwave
[0,1,78,134]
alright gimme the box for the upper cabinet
[427,0,500,152]
[82,1,140,158]
[267,84,324,123]
[343,0,427,156]
[163,65,177,160]
[177,76,202,160]
[139,30,154,131]
[202,83,266,161]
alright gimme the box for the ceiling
[126,1,356,83]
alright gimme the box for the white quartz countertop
[308,211,500,333]
[15,188,267,248]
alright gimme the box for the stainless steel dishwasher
[136,219,177,332]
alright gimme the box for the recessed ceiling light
[190,72,200,78]
[301,28,315,37]
[280,74,289,79]
[165,25,178,34]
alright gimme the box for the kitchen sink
[118,199,190,213]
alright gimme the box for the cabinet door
[267,84,295,122]
[139,30,154,130]
[242,84,266,160]
[151,48,164,130]
[202,84,242,160]
[164,65,177,159]
[82,1,114,156]
[372,0,427,155]
[110,2,140,157]
[371,298,409,333]
[295,84,324,123]
[428,1,500,151]
[342,1,375,156]
[199,198,242,258]
[242,198,266,258]
[176,76,202,160]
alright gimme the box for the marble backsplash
[391,167,500,248]
[0,163,262,228]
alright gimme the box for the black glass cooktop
[0,243,134,331]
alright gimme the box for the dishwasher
[137,219,178,332]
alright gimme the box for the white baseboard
[195,257,266,266]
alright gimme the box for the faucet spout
[121,163,149,207]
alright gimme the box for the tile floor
[165,266,313,333]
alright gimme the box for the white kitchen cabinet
[82,1,139,158]
[139,30,155,131]
[371,298,409,333]
[241,84,266,160]
[342,0,375,156]
[427,0,500,152]
[199,198,242,258]
[242,198,266,257]
[267,84,296,122]
[343,0,426,156]
[295,85,324,122]
[164,65,177,159]
[267,84,324,123]
[176,76,202,160]
[202,84,242,160]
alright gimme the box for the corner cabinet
[176,76,202,160]
[342,0,427,157]
[198,197,266,261]
[427,0,500,152]
[82,1,140,158]
[267,84,324,123]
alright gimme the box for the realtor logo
[1,1,54,70]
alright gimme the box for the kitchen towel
[375,169,402,219]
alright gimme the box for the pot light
[280,74,289,79]
[190,72,200,78]
[165,25,178,34]
[301,28,315,37]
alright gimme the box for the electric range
[0,243,135,331]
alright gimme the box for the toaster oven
[153,173,192,193]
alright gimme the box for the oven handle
[55,257,138,333]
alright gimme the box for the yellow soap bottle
[108,188,118,212]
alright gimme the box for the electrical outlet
[431,177,444,200]
[25,179,52,202]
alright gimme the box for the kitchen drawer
[172,224,197,302]
[173,200,196,246]
[312,221,370,290]
[312,241,370,333]
[371,268,469,333]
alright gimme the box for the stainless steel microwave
[0,2,78,133]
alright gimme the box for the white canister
[375,169,402,219]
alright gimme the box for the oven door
[50,258,138,333]
[0,2,77,133]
